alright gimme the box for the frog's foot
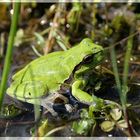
[89,95,105,111]
[43,103,58,116]
[65,104,76,113]
[41,93,69,116]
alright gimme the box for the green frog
[7,38,104,116]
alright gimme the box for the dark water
[0,82,140,137]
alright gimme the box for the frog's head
[80,38,104,67]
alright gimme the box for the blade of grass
[110,28,136,136]
[110,45,129,134]
[28,66,41,136]
[109,47,123,106]
[121,28,134,108]
[0,3,21,111]
[122,28,137,136]
[122,28,134,93]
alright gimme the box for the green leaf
[14,29,24,47]
[72,119,94,135]
[94,82,101,91]
[0,104,22,119]
[80,109,89,118]
[100,121,115,132]
[38,119,48,137]
[55,33,67,51]
[117,119,128,128]
[72,108,95,135]
[34,32,45,48]
[110,108,122,121]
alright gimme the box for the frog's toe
[65,104,74,113]
[44,108,58,116]
[43,103,58,116]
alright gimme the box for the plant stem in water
[0,3,21,111]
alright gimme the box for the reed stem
[0,3,21,111]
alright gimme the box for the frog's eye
[83,55,93,63]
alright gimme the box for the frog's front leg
[41,93,69,116]
[72,79,104,109]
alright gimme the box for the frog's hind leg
[41,93,69,116]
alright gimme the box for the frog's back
[7,47,84,100]
[13,49,83,84]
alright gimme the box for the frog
[7,38,104,116]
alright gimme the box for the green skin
[7,38,104,115]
